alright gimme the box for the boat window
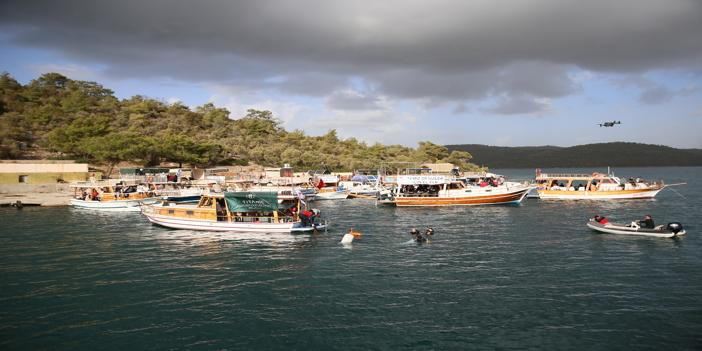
[571,181,588,190]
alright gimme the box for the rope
[666,186,686,199]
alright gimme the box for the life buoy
[147,176,154,182]
[591,172,601,177]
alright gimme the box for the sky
[1,0,701,149]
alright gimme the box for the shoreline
[0,183,73,207]
[0,192,72,207]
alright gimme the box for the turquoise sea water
[1,167,701,350]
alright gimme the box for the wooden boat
[147,181,214,202]
[225,181,317,201]
[140,191,328,233]
[377,174,533,207]
[587,221,685,238]
[70,180,161,212]
[533,172,681,199]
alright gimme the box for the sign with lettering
[396,175,445,185]
[224,192,279,212]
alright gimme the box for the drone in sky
[598,121,621,127]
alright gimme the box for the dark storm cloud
[2,0,701,114]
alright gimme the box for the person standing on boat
[636,215,655,229]
[590,215,609,224]
[299,209,320,227]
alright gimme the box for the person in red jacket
[298,209,320,227]
[590,215,609,224]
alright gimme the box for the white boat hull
[587,221,686,238]
[538,188,663,200]
[314,191,349,200]
[142,209,329,233]
[143,212,295,232]
[71,197,160,212]
[380,185,533,207]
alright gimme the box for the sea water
[1,167,701,350]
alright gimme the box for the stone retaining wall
[0,183,71,195]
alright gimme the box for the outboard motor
[666,222,683,234]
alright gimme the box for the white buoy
[341,233,355,243]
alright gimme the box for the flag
[295,188,306,205]
[317,179,327,189]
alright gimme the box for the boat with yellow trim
[533,171,682,199]
[70,180,161,211]
[377,173,533,207]
[140,191,328,233]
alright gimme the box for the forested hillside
[446,143,702,168]
[0,72,479,175]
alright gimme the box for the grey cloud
[1,0,701,106]
[325,90,385,111]
[638,86,674,105]
[452,104,470,115]
[482,96,552,116]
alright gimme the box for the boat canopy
[224,192,279,212]
[350,174,370,181]
[119,167,170,174]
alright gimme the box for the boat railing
[535,173,608,179]
[400,192,441,198]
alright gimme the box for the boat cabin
[534,173,662,191]
[71,181,157,201]
[151,192,302,223]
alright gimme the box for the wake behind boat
[587,221,685,238]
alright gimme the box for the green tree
[47,116,113,153]
[196,103,231,123]
[159,134,211,167]
[445,150,480,171]
[415,141,449,163]
[24,72,69,103]
[77,133,148,176]
[238,109,282,136]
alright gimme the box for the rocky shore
[0,183,72,207]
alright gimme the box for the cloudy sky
[2,0,701,149]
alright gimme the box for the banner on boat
[224,192,279,212]
[319,176,338,183]
[396,175,445,185]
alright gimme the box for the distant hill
[445,142,702,168]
